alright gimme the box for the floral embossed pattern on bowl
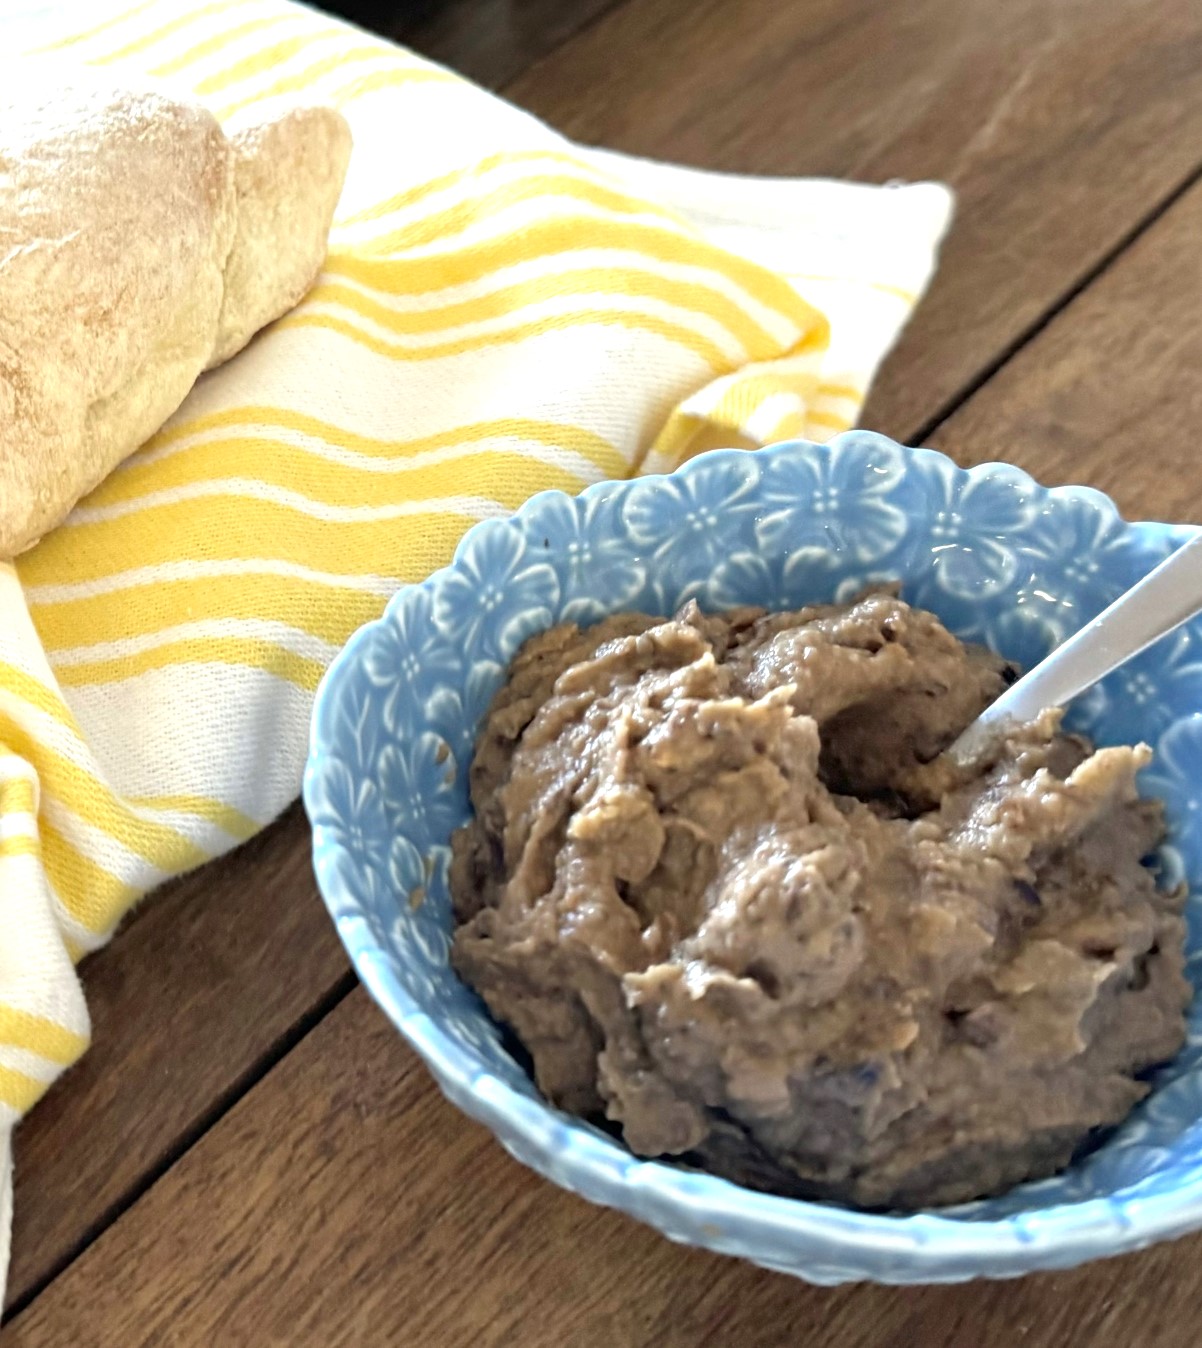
[305,432,1202,1284]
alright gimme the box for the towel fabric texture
[0,0,953,1301]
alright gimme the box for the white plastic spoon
[948,531,1202,766]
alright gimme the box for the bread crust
[0,69,351,557]
[212,106,352,369]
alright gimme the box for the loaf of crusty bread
[0,68,352,557]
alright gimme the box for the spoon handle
[949,530,1202,764]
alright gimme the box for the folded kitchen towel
[0,0,953,1302]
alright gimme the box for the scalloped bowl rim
[305,436,1202,1281]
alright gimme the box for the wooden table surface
[6,0,1202,1342]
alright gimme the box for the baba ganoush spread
[449,591,1189,1208]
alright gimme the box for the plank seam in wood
[0,971,359,1327]
[911,157,1202,447]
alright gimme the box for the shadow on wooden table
[313,0,624,88]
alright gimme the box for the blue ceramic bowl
[304,432,1202,1284]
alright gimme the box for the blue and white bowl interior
[305,432,1202,1283]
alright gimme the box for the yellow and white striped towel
[0,0,952,1298]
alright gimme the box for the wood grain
[506,0,1202,443]
[7,988,1202,1348]
[926,176,1202,523]
[5,807,352,1311]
